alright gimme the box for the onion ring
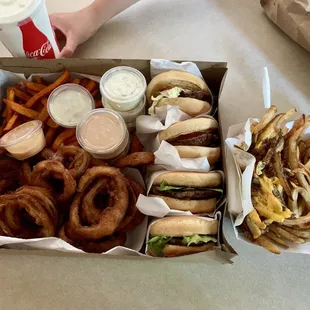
[30,160,76,203]
[68,166,129,240]
[52,145,91,180]
[0,186,57,238]
[114,152,155,168]
[59,225,126,253]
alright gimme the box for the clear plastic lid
[0,120,42,147]
[76,108,128,156]
[47,84,95,128]
[102,95,146,125]
[100,66,147,112]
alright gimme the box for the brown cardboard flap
[0,58,227,96]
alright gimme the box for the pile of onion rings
[60,166,145,253]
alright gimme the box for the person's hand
[50,10,101,58]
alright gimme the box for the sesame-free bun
[148,242,215,257]
[149,195,217,214]
[154,97,211,117]
[146,70,210,104]
[158,118,218,142]
[153,171,222,188]
[149,216,218,237]
[174,146,221,165]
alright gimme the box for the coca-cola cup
[0,0,60,59]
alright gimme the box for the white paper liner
[136,170,225,217]
[145,212,222,256]
[225,118,310,254]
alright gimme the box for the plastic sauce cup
[102,95,146,132]
[76,109,129,160]
[47,84,95,128]
[0,120,46,160]
[100,66,147,112]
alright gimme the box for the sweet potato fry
[130,134,143,153]
[85,80,97,92]
[80,78,89,87]
[95,100,102,109]
[3,114,19,131]
[52,128,76,151]
[26,88,38,96]
[13,87,31,102]
[4,99,39,119]
[46,118,59,128]
[38,105,49,123]
[45,127,58,147]
[6,87,15,122]
[26,69,70,108]
[70,78,81,84]
[23,81,46,92]
[91,89,99,98]
[32,76,48,85]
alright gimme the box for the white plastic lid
[0,0,40,24]
[0,119,42,147]
[76,108,128,156]
[100,66,147,112]
[47,84,95,128]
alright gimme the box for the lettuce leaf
[148,87,185,115]
[147,236,171,256]
[159,181,224,193]
[182,234,217,247]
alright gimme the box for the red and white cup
[0,0,60,59]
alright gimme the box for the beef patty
[166,129,219,147]
[179,90,211,102]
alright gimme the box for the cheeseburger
[149,171,222,214]
[147,216,218,257]
[147,70,212,116]
[158,117,221,165]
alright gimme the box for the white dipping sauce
[48,84,94,128]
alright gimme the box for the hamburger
[147,216,218,257]
[147,70,212,116]
[149,171,222,214]
[158,117,221,165]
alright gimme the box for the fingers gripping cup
[0,0,59,58]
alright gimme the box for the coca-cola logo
[25,41,52,58]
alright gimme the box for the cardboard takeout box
[0,57,236,263]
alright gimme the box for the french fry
[130,134,143,153]
[245,215,262,239]
[269,224,305,244]
[265,231,290,248]
[248,209,266,230]
[26,69,70,108]
[91,89,100,98]
[3,99,39,119]
[255,235,280,254]
[52,128,76,151]
[281,226,310,239]
[26,88,38,96]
